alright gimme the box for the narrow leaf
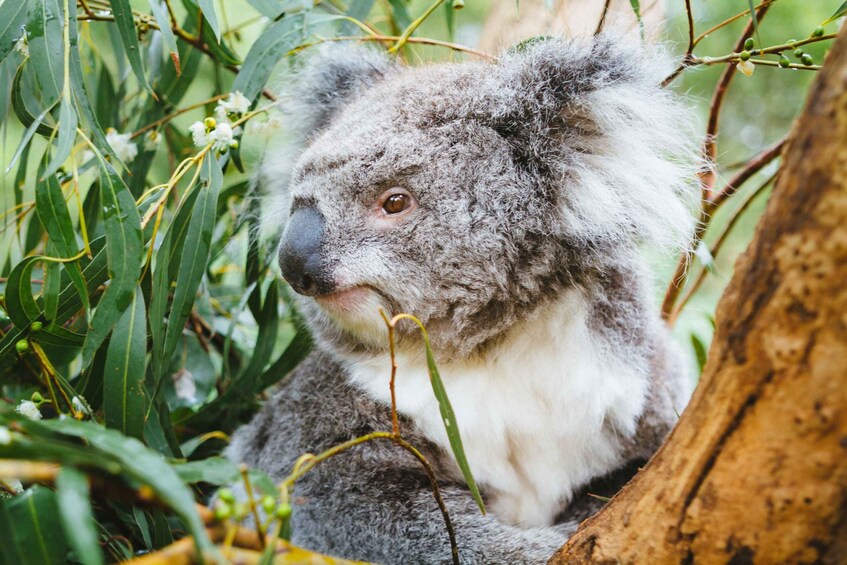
[42,98,77,178]
[107,0,153,94]
[146,0,180,72]
[26,0,64,106]
[196,0,222,41]
[823,2,847,25]
[0,486,69,565]
[0,0,28,64]
[82,162,143,366]
[56,467,104,565]
[104,287,147,440]
[4,256,43,328]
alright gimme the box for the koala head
[263,38,699,361]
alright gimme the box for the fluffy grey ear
[280,43,394,137]
[481,36,702,252]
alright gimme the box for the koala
[228,35,699,564]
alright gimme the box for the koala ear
[480,37,702,252]
[280,43,394,136]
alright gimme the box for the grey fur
[232,35,699,564]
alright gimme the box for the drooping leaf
[4,255,44,328]
[233,13,344,102]
[0,485,70,565]
[747,0,760,44]
[107,0,153,94]
[691,333,709,374]
[42,98,77,179]
[56,467,104,565]
[146,0,180,72]
[26,0,64,107]
[81,162,143,366]
[195,0,222,41]
[35,167,88,312]
[103,287,147,440]
[388,0,413,29]
[0,0,29,64]
[172,456,240,485]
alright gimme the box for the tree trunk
[477,0,665,54]
[549,25,847,565]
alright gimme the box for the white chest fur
[347,291,649,527]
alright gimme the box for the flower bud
[744,37,754,50]
[15,340,28,353]
[739,50,750,61]
[812,26,824,38]
[261,495,276,514]
[801,53,814,66]
[793,48,804,58]
[30,321,42,332]
[218,488,235,503]
[275,502,292,519]
[214,500,232,520]
[204,117,217,129]
[778,55,791,68]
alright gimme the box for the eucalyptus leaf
[56,467,105,565]
[107,0,153,94]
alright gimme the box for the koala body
[229,36,699,564]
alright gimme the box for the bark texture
[478,0,665,54]
[549,26,847,565]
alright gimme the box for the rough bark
[478,0,665,54]
[549,25,847,565]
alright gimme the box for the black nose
[278,207,335,296]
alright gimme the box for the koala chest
[348,296,650,528]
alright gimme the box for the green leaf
[155,155,221,378]
[107,0,153,94]
[56,467,104,565]
[691,333,708,374]
[0,485,70,565]
[388,0,412,29]
[173,456,240,485]
[246,0,285,19]
[195,0,222,41]
[43,248,60,321]
[68,2,121,164]
[42,98,77,178]
[629,0,644,40]
[26,0,64,107]
[21,419,214,556]
[35,168,88,311]
[421,332,486,514]
[823,2,847,25]
[4,255,43,328]
[82,162,143,366]
[0,0,28,64]
[104,287,147,440]
[146,0,180,71]
[233,13,343,101]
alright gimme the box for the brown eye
[382,193,411,215]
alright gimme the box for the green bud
[15,340,28,353]
[744,37,755,50]
[31,392,44,404]
[739,50,750,61]
[452,0,464,8]
[801,53,814,66]
[213,500,232,520]
[793,48,805,58]
[229,139,239,150]
[786,39,797,46]
[261,495,276,514]
[811,26,824,38]
[204,117,217,129]
[778,55,791,68]
[217,488,235,503]
[275,502,292,519]
[30,321,42,332]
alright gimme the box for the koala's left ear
[477,37,701,251]
[280,43,395,137]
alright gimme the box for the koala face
[271,39,698,360]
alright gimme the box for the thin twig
[594,0,613,36]
[379,310,401,436]
[669,173,777,324]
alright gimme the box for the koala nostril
[300,274,317,296]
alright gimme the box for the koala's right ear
[280,43,394,137]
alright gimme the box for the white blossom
[0,426,11,445]
[216,90,251,119]
[144,130,162,151]
[250,114,283,139]
[14,35,28,58]
[209,122,239,151]
[106,129,138,163]
[16,400,42,421]
[736,60,755,76]
[189,121,210,147]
